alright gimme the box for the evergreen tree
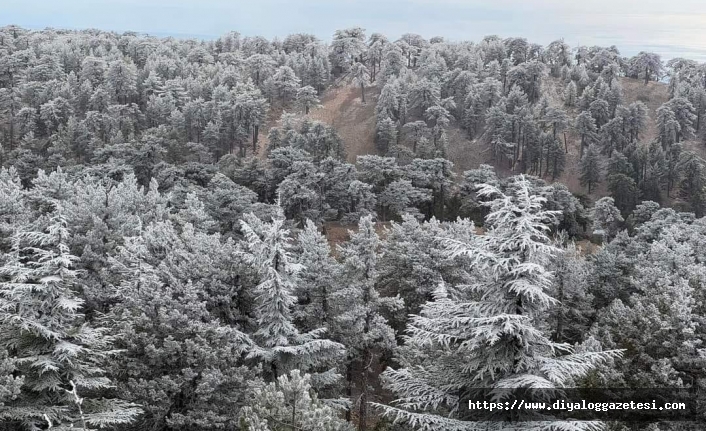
[335,216,401,430]
[296,85,321,115]
[545,136,566,180]
[350,62,370,103]
[665,97,697,142]
[240,370,354,431]
[579,144,602,193]
[0,207,140,430]
[294,220,341,333]
[239,209,345,386]
[548,239,594,344]
[270,66,301,105]
[375,117,398,154]
[574,111,597,157]
[377,176,619,430]
[678,151,706,217]
[656,104,681,149]
[629,52,664,85]
[607,171,638,214]
[590,197,624,240]
[563,81,577,107]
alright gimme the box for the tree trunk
[555,275,565,342]
[697,103,702,132]
[345,362,353,422]
[291,387,298,430]
[360,83,366,103]
[358,351,370,431]
[564,132,568,153]
[252,125,259,153]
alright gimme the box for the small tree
[574,111,597,157]
[590,197,624,240]
[240,370,354,431]
[564,81,577,107]
[296,85,321,115]
[630,52,664,85]
[375,117,398,154]
[350,62,370,103]
[0,207,141,429]
[580,144,602,193]
[240,208,345,385]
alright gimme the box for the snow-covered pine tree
[548,237,595,344]
[293,219,341,333]
[350,62,370,103]
[240,370,354,431]
[296,85,321,115]
[0,205,141,430]
[334,215,402,430]
[376,175,620,431]
[579,144,602,194]
[106,220,258,431]
[590,197,624,240]
[0,348,22,407]
[239,208,345,388]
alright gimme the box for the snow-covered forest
[1,25,706,430]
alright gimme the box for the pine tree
[579,144,602,193]
[590,197,624,240]
[106,219,259,431]
[376,215,474,324]
[607,172,638,214]
[335,215,401,430]
[678,150,706,217]
[240,370,354,431]
[270,66,301,105]
[0,206,141,430]
[545,136,566,180]
[377,176,620,430]
[665,97,697,142]
[591,225,706,387]
[350,62,370,103]
[574,111,597,158]
[375,117,398,154]
[548,239,594,344]
[563,81,577,107]
[296,85,320,115]
[378,179,431,221]
[629,52,664,85]
[656,105,681,149]
[294,220,340,333]
[240,209,345,386]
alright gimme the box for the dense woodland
[1,25,706,431]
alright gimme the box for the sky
[4,0,706,61]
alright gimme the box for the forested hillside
[1,25,706,431]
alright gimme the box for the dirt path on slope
[309,84,380,164]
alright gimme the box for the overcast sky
[4,0,706,60]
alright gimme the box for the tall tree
[240,370,354,431]
[629,52,664,85]
[0,207,141,430]
[335,216,401,430]
[579,144,602,193]
[239,209,345,385]
[350,62,370,103]
[296,85,320,115]
[378,176,619,430]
